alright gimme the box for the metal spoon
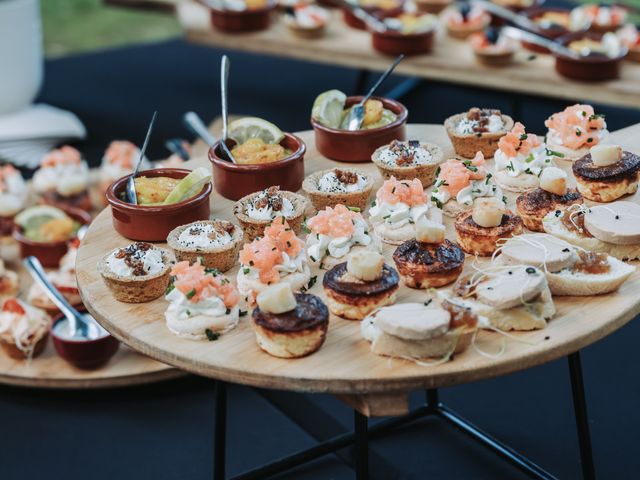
[346,54,405,132]
[165,138,191,161]
[219,55,237,164]
[501,26,582,59]
[23,256,105,340]
[183,111,218,148]
[338,0,389,33]
[125,110,158,205]
[474,0,545,34]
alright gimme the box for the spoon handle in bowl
[183,112,217,148]
[361,54,404,105]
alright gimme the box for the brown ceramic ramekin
[342,3,404,30]
[51,309,120,370]
[311,96,408,162]
[207,1,277,33]
[106,168,212,242]
[370,24,435,56]
[209,133,306,201]
[554,32,627,81]
[13,206,91,268]
[521,8,587,54]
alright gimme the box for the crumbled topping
[114,242,155,276]
[466,108,502,133]
[388,140,417,166]
[253,186,284,212]
[334,169,359,185]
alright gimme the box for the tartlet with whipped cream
[0,298,49,360]
[305,204,380,269]
[99,242,174,303]
[0,165,28,237]
[302,167,374,212]
[165,261,240,340]
[234,186,307,241]
[167,220,243,273]
[371,140,443,187]
[445,107,514,159]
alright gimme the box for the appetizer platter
[75,117,640,400]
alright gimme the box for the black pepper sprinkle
[544,336,550,340]
[526,267,536,274]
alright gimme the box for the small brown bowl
[370,24,435,56]
[209,133,306,201]
[415,0,452,14]
[628,46,640,63]
[521,7,587,54]
[342,3,403,30]
[106,168,212,242]
[207,1,277,33]
[311,96,408,162]
[13,206,91,268]
[554,31,627,81]
[51,310,120,370]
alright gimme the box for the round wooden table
[77,123,640,479]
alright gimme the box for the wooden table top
[177,1,640,110]
[76,122,640,396]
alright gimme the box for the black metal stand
[212,351,596,479]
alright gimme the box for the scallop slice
[375,302,450,341]
[475,267,547,310]
[500,233,578,273]
[584,201,640,245]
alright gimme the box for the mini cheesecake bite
[302,168,373,212]
[323,250,399,320]
[371,140,443,187]
[305,204,379,270]
[369,177,444,245]
[455,197,523,256]
[252,283,329,359]
[393,216,465,288]
[572,144,640,202]
[99,242,174,303]
[167,220,243,273]
[444,107,513,159]
[516,166,583,232]
[164,261,240,340]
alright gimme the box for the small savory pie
[29,240,81,312]
[237,217,311,303]
[494,122,557,193]
[167,220,243,273]
[544,105,609,161]
[98,242,174,303]
[164,261,240,340]
[252,283,329,359]
[445,3,490,39]
[371,140,443,187]
[393,216,465,288]
[498,233,635,296]
[516,167,582,232]
[234,186,307,241]
[444,107,514,159]
[361,296,478,360]
[0,298,49,360]
[431,152,503,217]
[369,177,444,245]
[33,146,91,212]
[302,168,373,212]
[305,204,380,270]
[450,266,556,331]
[454,197,523,256]
[0,165,28,236]
[543,202,640,261]
[572,144,640,203]
[323,251,399,320]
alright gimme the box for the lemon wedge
[162,167,211,205]
[228,117,285,145]
[312,89,347,129]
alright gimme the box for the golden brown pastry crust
[516,187,583,232]
[392,239,465,288]
[573,151,640,202]
[454,210,523,256]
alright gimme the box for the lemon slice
[312,89,347,129]
[162,167,211,205]
[15,205,67,230]
[228,117,285,145]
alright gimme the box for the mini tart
[572,151,640,203]
[234,190,307,242]
[444,112,514,159]
[322,262,399,320]
[516,187,583,232]
[302,168,374,212]
[0,330,48,360]
[252,293,329,358]
[371,141,444,187]
[454,210,523,256]
[392,239,465,288]
[98,247,174,303]
[166,220,243,273]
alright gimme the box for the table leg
[568,352,597,480]
[214,381,227,480]
[354,410,369,480]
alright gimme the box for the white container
[0,0,43,114]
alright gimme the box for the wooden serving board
[178,1,640,110]
[76,123,640,398]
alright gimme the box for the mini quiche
[302,168,374,212]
